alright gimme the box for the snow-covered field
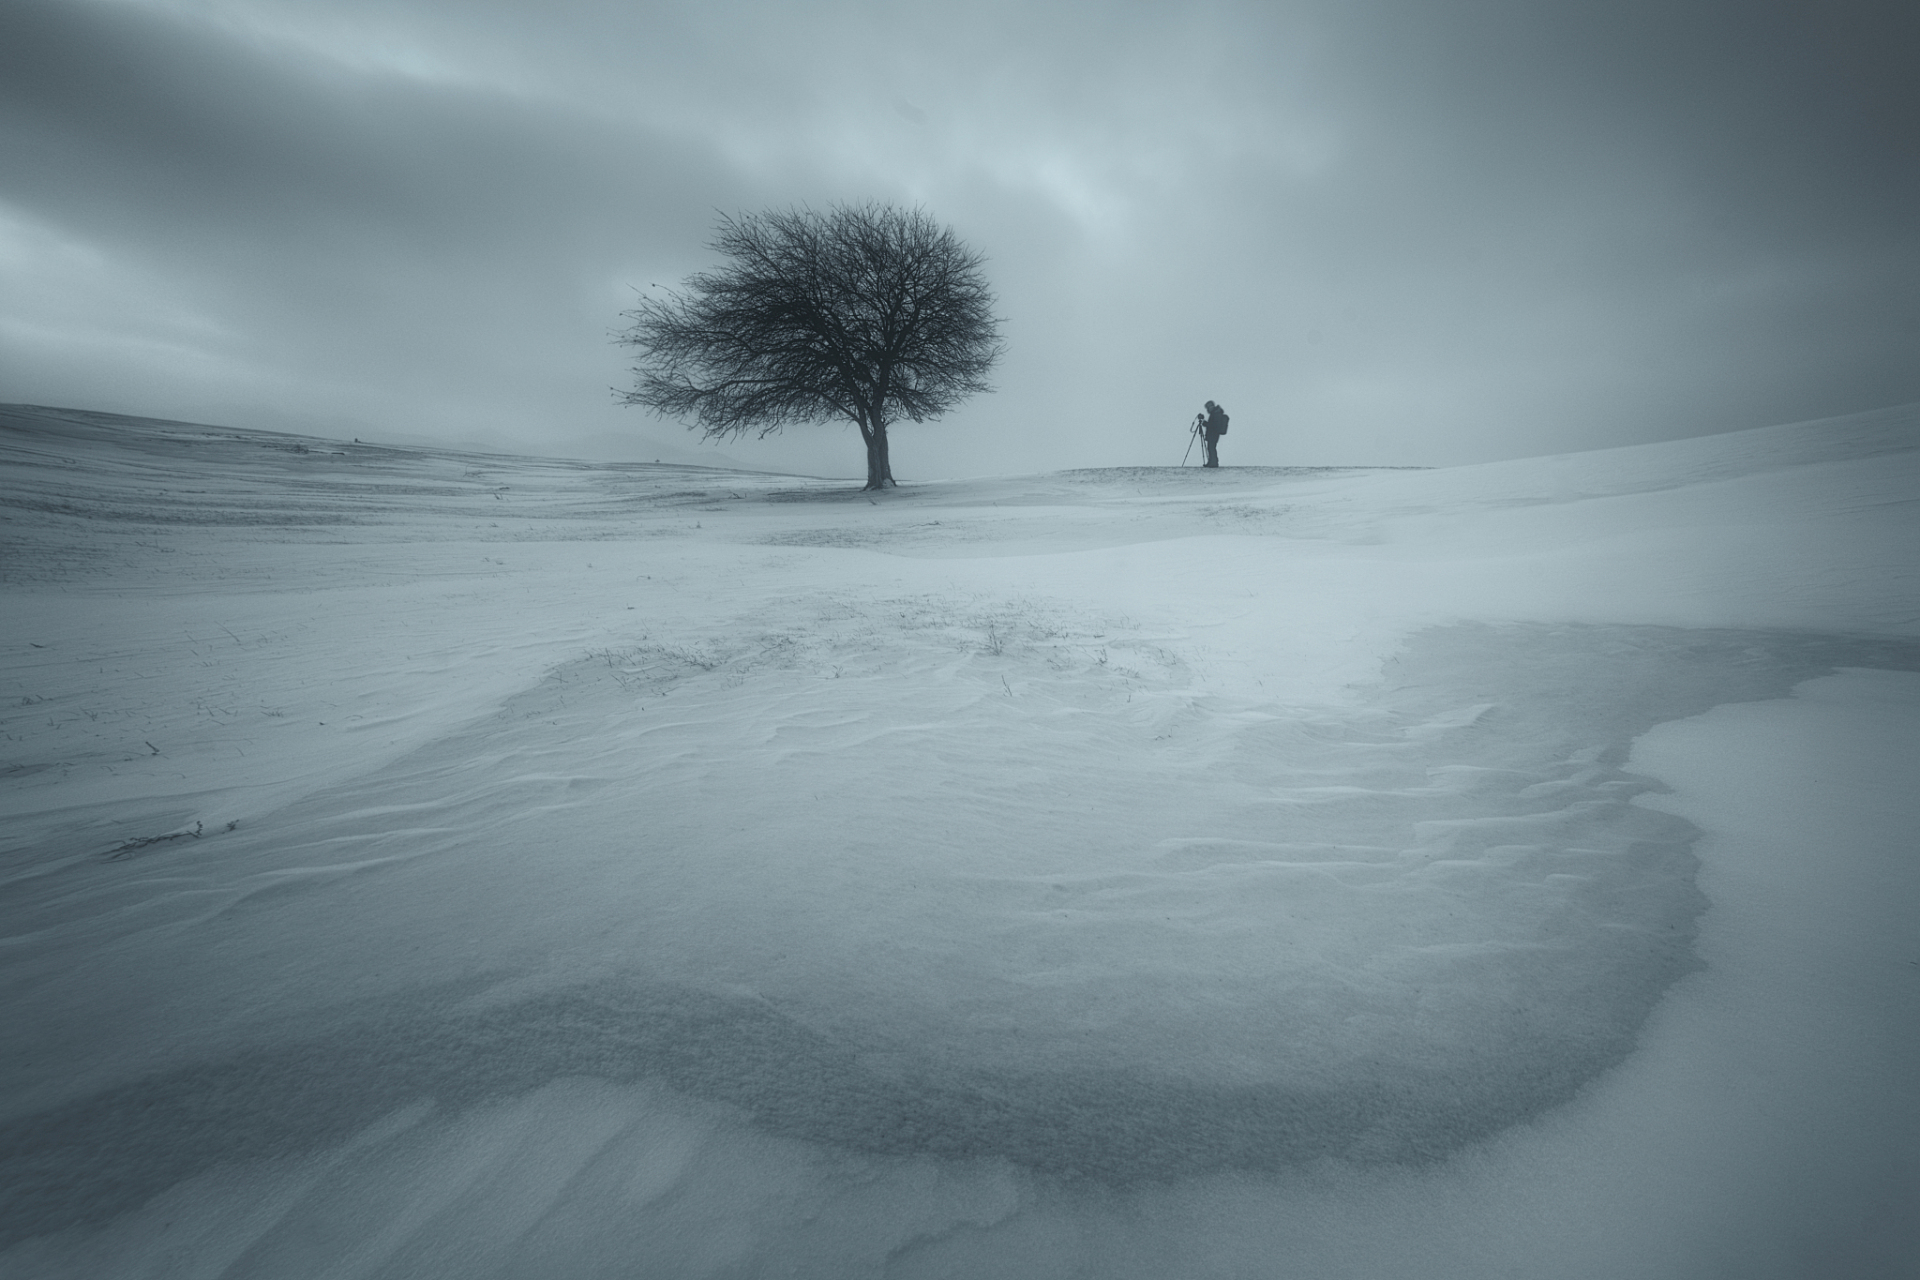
[2,402,1917,1278]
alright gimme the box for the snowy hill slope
[2,402,1917,1278]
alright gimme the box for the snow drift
[2,402,1917,1277]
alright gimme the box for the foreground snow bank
[2,403,1917,1276]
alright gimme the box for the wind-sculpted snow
[3,404,1918,1276]
[6,611,1915,1252]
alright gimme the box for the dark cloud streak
[1,0,747,447]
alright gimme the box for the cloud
[2,0,1915,473]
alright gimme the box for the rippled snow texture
[4,403,1918,1277]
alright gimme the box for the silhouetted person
[1201,400,1229,467]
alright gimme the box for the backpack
[1210,406,1229,436]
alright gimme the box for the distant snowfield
[2,403,1916,1278]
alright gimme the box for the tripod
[1180,415,1205,465]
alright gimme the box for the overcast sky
[3,0,1916,476]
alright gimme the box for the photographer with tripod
[1182,400,1229,467]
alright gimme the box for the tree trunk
[864,421,895,490]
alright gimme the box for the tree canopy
[617,203,1003,489]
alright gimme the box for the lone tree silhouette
[617,203,1003,490]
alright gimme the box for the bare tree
[617,203,1004,490]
